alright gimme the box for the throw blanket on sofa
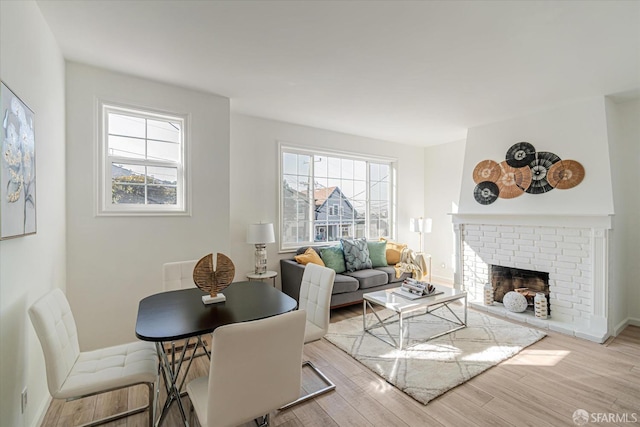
[394,248,424,279]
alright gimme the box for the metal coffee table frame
[363,286,467,350]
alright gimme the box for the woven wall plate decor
[497,161,532,199]
[547,160,585,189]
[471,141,585,205]
[193,253,235,298]
[526,151,561,194]
[472,159,501,184]
[505,142,536,168]
[474,181,500,205]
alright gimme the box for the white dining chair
[186,309,306,427]
[280,262,336,409]
[162,260,211,361]
[28,288,158,427]
[162,259,198,291]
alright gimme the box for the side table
[247,270,278,287]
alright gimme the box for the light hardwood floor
[40,306,640,427]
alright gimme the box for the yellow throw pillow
[380,238,407,265]
[294,247,325,266]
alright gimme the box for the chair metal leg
[255,413,270,427]
[279,360,336,410]
[72,381,156,427]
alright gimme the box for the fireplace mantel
[450,213,612,229]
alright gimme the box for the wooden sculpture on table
[193,253,235,304]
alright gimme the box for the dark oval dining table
[135,281,298,426]
[136,281,297,342]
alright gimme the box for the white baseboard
[30,395,51,427]
[430,274,454,286]
[613,317,640,336]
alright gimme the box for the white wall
[424,139,466,285]
[606,97,640,331]
[459,97,614,215]
[230,114,425,286]
[65,63,230,350]
[0,2,66,426]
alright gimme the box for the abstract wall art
[1,81,36,239]
[472,142,584,205]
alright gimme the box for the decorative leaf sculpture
[193,253,235,297]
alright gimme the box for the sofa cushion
[377,266,411,284]
[332,274,360,294]
[320,246,347,274]
[341,238,372,272]
[343,269,388,289]
[294,247,325,266]
[367,240,388,268]
[295,246,325,256]
[380,239,407,265]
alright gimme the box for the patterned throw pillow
[341,238,372,272]
[367,240,388,268]
[380,238,407,265]
[294,247,325,266]
[320,246,347,274]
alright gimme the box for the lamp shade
[410,217,432,234]
[409,217,423,233]
[423,218,433,234]
[247,223,275,244]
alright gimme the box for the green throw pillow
[367,240,388,268]
[320,246,346,274]
[341,238,372,272]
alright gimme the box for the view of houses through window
[99,102,187,214]
[281,147,393,249]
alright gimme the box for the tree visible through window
[99,102,188,215]
[280,146,394,250]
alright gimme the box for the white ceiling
[36,0,640,146]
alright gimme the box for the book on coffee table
[392,288,443,300]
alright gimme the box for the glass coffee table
[363,284,467,350]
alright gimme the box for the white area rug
[325,306,546,405]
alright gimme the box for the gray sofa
[280,246,411,308]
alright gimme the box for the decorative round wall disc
[497,161,533,198]
[193,253,235,297]
[473,160,501,184]
[505,142,536,168]
[526,151,561,194]
[474,181,500,205]
[548,160,585,189]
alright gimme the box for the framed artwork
[1,81,36,239]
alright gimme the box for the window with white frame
[279,144,395,250]
[98,102,188,215]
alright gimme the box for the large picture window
[98,102,188,215]
[279,144,395,250]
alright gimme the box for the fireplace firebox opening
[490,265,550,315]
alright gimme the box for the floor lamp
[410,217,432,282]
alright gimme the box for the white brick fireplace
[452,214,612,343]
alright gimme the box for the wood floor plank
[39,306,640,427]
[319,363,410,427]
[439,389,513,427]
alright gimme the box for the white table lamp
[247,223,275,274]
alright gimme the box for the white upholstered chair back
[298,263,336,343]
[205,310,306,426]
[162,260,198,291]
[28,289,81,396]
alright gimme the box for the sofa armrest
[280,259,305,303]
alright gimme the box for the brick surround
[452,215,611,342]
